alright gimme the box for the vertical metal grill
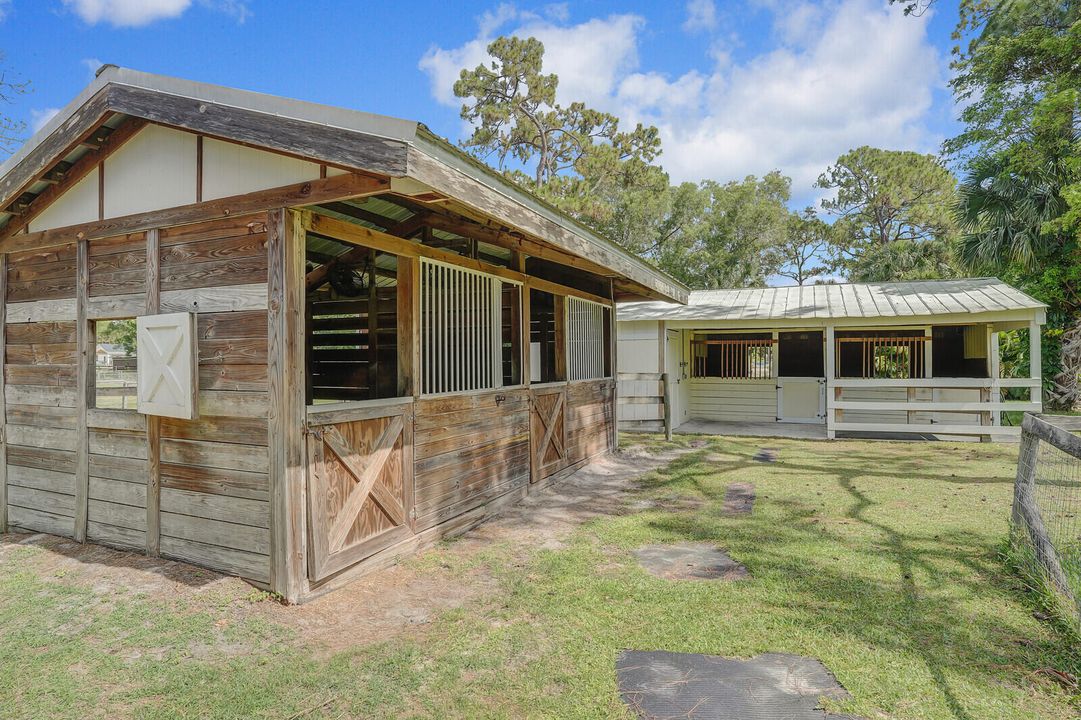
[420,258,518,394]
[566,296,607,381]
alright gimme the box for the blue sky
[0,0,962,208]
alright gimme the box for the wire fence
[1012,413,1081,623]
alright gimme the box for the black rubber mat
[617,650,863,719]
[634,543,748,581]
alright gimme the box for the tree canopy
[816,146,959,281]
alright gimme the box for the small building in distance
[617,279,1044,441]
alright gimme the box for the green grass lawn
[1,435,1079,719]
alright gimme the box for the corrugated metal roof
[618,278,1045,322]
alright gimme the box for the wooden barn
[618,280,1045,441]
[0,67,688,602]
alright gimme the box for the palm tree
[955,151,1072,272]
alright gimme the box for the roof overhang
[0,66,687,304]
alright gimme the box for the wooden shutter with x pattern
[136,312,198,419]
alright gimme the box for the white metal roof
[618,278,1045,322]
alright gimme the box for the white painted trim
[828,400,1040,412]
[832,422,1020,436]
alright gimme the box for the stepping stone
[616,650,863,719]
[722,483,755,515]
[634,542,748,581]
[753,447,778,462]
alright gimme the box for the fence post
[1014,413,1077,609]
[1012,426,1039,527]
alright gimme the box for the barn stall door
[306,410,414,581]
[531,387,567,481]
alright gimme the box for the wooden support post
[990,329,1001,427]
[1030,319,1042,412]
[397,256,416,398]
[1012,426,1039,527]
[662,372,673,441]
[554,295,567,382]
[145,228,162,556]
[825,325,836,439]
[608,280,617,451]
[73,239,90,542]
[0,254,6,533]
[268,208,308,603]
[521,286,532,385]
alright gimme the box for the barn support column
[74,239,90,542]
[1030,318,1043,412]
[268,208,308,602]
[145,229,162,555]
[825,325,836,439]
[990,329,1001,427]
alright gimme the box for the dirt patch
[616,650,862,719]
[722,483,755,515]
[634,542,748,581]
[1,443,686,658]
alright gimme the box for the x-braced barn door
[306,411,413,581]
[530,387,567,481]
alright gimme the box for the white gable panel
[104,125,197,218]
[202,138,321,200]
[28,172,99,232]
[137,312,198,420]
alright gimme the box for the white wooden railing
[826,377,1042,438]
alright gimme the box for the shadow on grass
[0,531,228,590]
[621,436,1079,720]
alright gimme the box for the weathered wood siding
[565,379,614,465]
[4,243,79,537]
[157,216,271,582]
[3,215,272,584]
[87,409,147,550]
[412,388,531,531]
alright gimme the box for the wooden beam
[107,84,409,177]
[2,117,149,237]
[2,172,390,256]
[267,208,308,603]
[145,228,161,557]
[405,148,686,303]
[0,88,111,212]
[74,239,90,542]
[381,194,623,283]
[307,213,612,306]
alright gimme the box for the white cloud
[683,0,717,33]
[30,108,60,133]
[61,0,250,27]
[62,0,191,26]
[420,0,945,204]
[0,0,11,22]
[419,8,642,110]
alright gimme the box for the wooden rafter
[379,193,623,284]
[2,116,149,238]
[305,213,421,292]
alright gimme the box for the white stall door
[778,378,825,423]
